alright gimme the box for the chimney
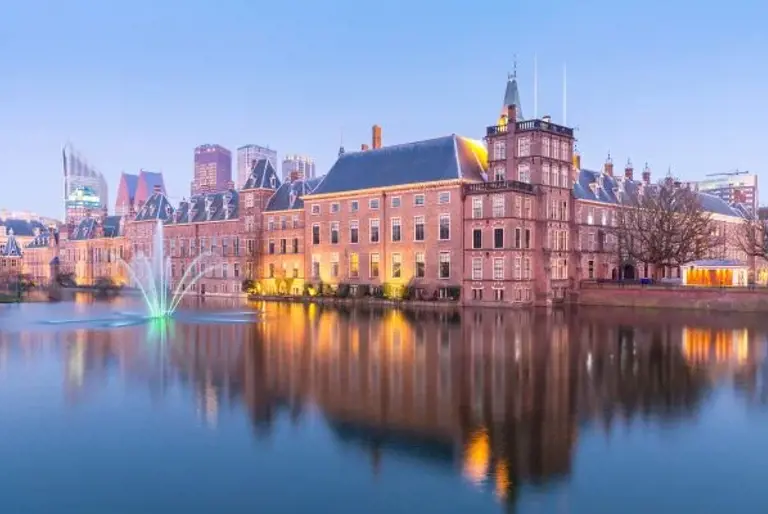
[289,171,300,183]
[642,163,651,184]
[372,125,382,149]
[361,144,369,151]
[542,115,552,123]
[624,159,634,181]
[604,153,614,177]
[153,184,162,194]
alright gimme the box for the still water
[1,298,768,513]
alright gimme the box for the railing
[516,119,574,136]
[464,180,535,195]
[486,124,509,137]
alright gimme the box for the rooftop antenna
[534,54,538,119]
[562,63,568,126]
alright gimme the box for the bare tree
[613,177,723,279]
[736,216,768,263]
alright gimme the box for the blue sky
[1,0,766,219]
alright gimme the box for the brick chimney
[372,125,382,149]
[361,144,369,151]
[642,163,651,184]
[604,153,614,177]
[153,184,162,194]
[624,159,634,181]
[289,171,300,183]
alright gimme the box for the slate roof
[26,233,51,248]
[265,177,323,212]
[309,135,488,196]
[167,190,239,224]
[69,217,98,240]
[135,193,174,222]
[121,172,139,199]
[242,159,281,190]
[573,168,745,218]
[0,219,46,237]
[103,215,123,237]
[139,171,165,193]
[503,74,524,119]
[1,232,22,257]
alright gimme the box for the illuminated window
[349,252,359,278]
[439,252,451,278]
[370,253,380,278]
[391,253,402,279]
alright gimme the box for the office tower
[62,143,109,224]
[695,172,758,217]
[115,170,167,216]
[191,144,233,195]
[282,155,316,181]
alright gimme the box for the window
[312,224,320,245]
[542,162,550,185]
[292,215,299,228]
[350,221,359,243]
[391,254,402,278]
[493,258,504,280]
[438,192,450,204]
[331,202,340,214]
[234,263,240,278]
[494,289,504,301]
[561,141,569,161]
[515,196,522,217]
[492,140,506,160]
[472,197,483,218]
[349,253,359,278]
[267,217,274,230]
[493,165,505,182]
[292,238,299,253]
[492,195,504,217]
[415,252,425,277]
[391,218,401,242]
[524,198,532,219]
[494,228,504,248]
[293,264,300,279]
[330,222,340,244]
[525,228,531,249]
[517,137,530,157]
[280,239,286,254]
[311,255,320,278]
[370,253,380,278]
[439,252,451,278]
[515,227,521,249]
[587,207,594,225]
[268,239,275,254]
[311,204,320,215]
[439,214,450,240]
[472,229,482,249]
[518,163,531,183]
[414,216,425,241]
[472,257,482,280]
[268,263,275,278]
[414,194,425,206]
[369,198,380,210]
[245,194,254,208]
[553,139,561,160]
[280,216,287,230]
[514,257,521,280]
[562,167,569,186]
[472,288,483,300]
[330,253,339,277]
[542,137,551,157]
[391,196,401,208]
[370,219,380,243]
[588,260,595,279]
[350,200,359,212]
[560,201,568,221]
[523,257,531,279]
[552,166,559,187]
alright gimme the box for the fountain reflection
[1,304,767,509]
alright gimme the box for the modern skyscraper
[237,145,277,189]
[62,143,109,224]
[694,172,759,217]
[282,155,316,181]
[191,144,233,195]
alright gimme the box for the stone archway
[622,263,636,280]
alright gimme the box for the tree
[612,177,723,279]
[736,216,768,263]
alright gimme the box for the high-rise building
[115,170,166,216]
[281,154,316,181]
[191,144,233,195]
[62,143,109,224]
[694,172,758,217]
[237,145,277,189]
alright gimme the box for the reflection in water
[1,302,767,511]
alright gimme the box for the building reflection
[1,303,767,508]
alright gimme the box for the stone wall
[576,283,768,312]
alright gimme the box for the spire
[503,59,524,120]
[338,129,345,157]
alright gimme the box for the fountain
[118,219,216,318]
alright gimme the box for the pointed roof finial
[626,158,632,167]
[606,152,612,164]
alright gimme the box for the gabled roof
[70,218,98,240]
[242,159,281,190]
[26,233,51,248]
[265,177,323,212]
[138,171,165,194]
[309,135,487,196]
[120,172,139,200]
[134,193,174,222]
[103,215,122,237]
[0,219,46,237]
[167,190,239,224]
[573,168,746,218]
[1,231,22,257]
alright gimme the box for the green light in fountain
[118,219,221,317]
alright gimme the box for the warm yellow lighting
[494,460,511,501]
[463,427,490,485]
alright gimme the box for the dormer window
[270,175,277,188]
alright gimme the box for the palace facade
[2,74,758,304]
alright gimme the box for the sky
[1,0,766,219]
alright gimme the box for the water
[2,298,768,513]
